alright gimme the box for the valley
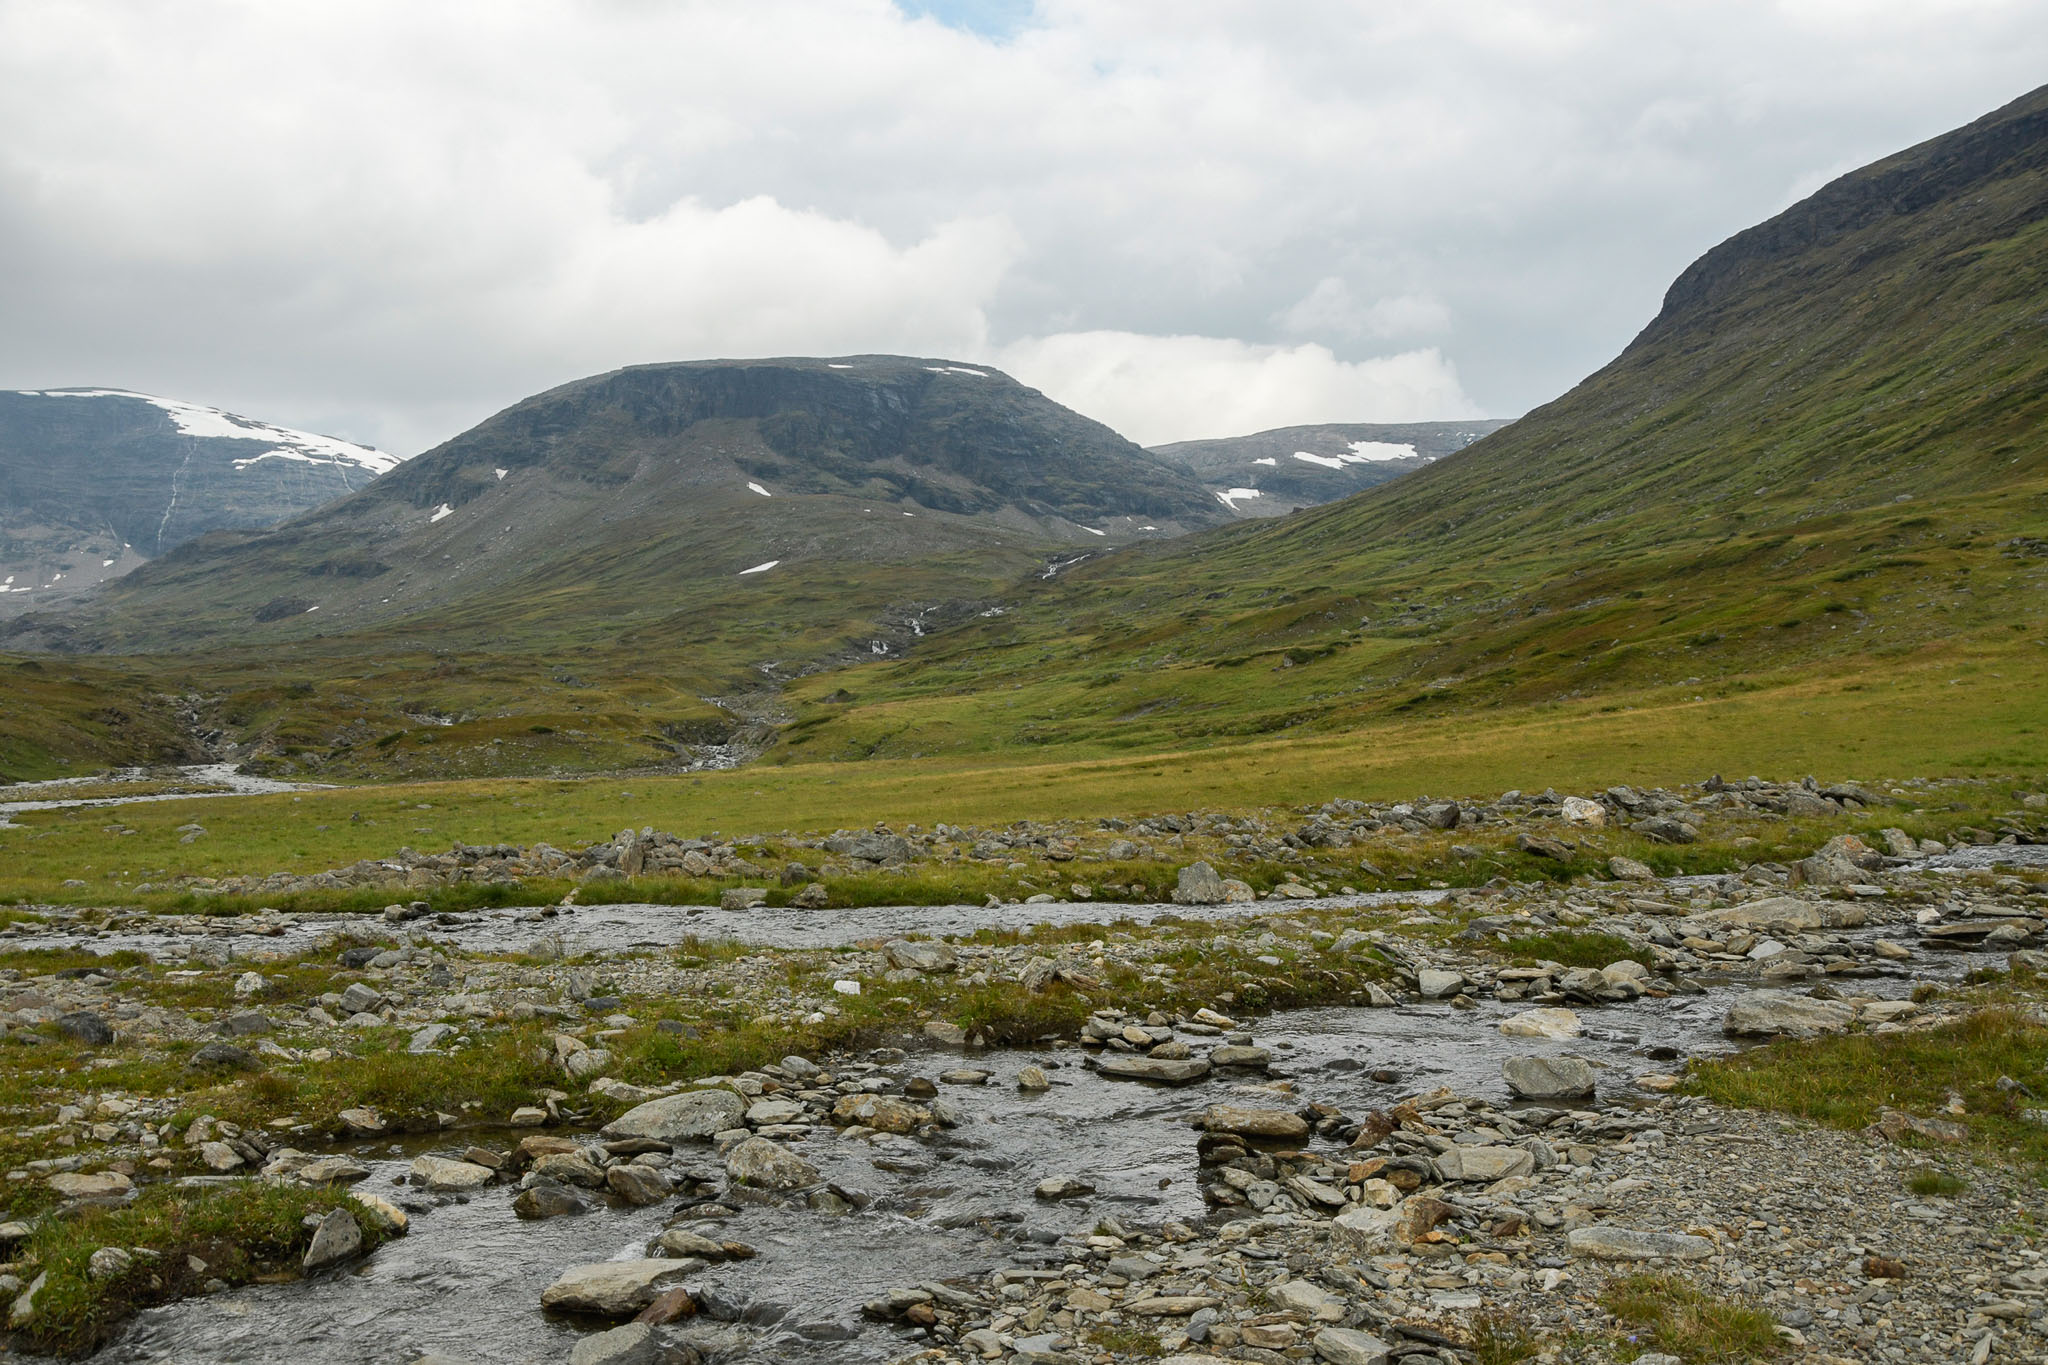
[0,65,2041,1365]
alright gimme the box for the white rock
[1498,1007,1580,1039]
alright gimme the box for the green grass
[1495,931,1654,970]
[1687,1008,2048,1174]
[1904,1169,1969,1198]
[13,1181,386,1355]
[1602,1273,1782,1362]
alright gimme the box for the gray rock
[1416,968,1463,999]
[1171,862,1227,905]
[1435,1145,1535,1182]
[513,1182,592,1220]
[218,1011,273,1037]
[56,1012,114,1046]
[409,1023,458,1052]
[724,1136,818,1190]
[602,1089,747,1143]
[1631,817,1698,844]
[884,939,958,973]
[718,887,768,912]
[1722,990,1856,1038]
[605,1164,671,1206]
[302,1208,362,1271]
[1095,1054,1211,1084]
[187,1041,260,1070]
[338,983,383,1015]
[540,1260,696,1317]
[1209,1045,1271,1068]
[1035,1176,1095,1200]
[568,1323,665,1365]
[1313,1327,1391,1365]
[1566,1226,1714,1261]
[1502,1055,1597,1100]
[87,1246,133,1280]
[410,1155,495,1192]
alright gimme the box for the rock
[831,1093,926,1133]
[1722,990,1856,1038]
[409,1023,457,1053]
[1792,833,1883,886]
[514,1183,593,1220]
[634,1286,699,1325]
[217,1010,272,1037]
[606,1164,671,1206]
[1016,1065,1051,1091]
[47,1170,131,1199]
[410,1155,495,1192]
[1870,1108,1970,1144]
[1096,1054,1211,1084]
[718,887,768,912]
[724,1136,817,1190]
[338,983,384,1015]
[789,882,829,909]
[884,939,958,973]
[1498,1007,1580,1039]
[1209,1045,1271,1068]
[1692,897,1830,932]
[843,831,913,864]
[187,1042,260,1071]
[1567,1226,1715,1261]
[1515,833,1572,860]
[568,1322,665,1365]
[921,1021,968,1047]
[1330,1204,1401,1253]
[8,1272,45,1327]
[533,1153,607,1188]
[294,1157,371,1186]
[1270,1279,1345,1322]
[1560,796,1606,827]
[1035,1176,1095,1199]
[1416,968,1463,999]
[1313,1328,1391,1365]
[1127,1295,1220,1316]
[510,1106,549,1126]
[1171,862,1227,905]
[233,970,266,996]
[563,1048,613,1082]
[199,1140,243,1172]
[302,1208,363,1271]
[352,1193,409,1235]
[1198,1105,1309,1140]
[87,1246,133,1280]
[56,1011,114,1046]
[1437,1145,1535,1182]
[337,1107,386,1137]
[540,1260,696,1317]
[1608,855,1656,881]
[603,1089,747,1143]
[1631,817,1698,844]
[1503,1055,1597,1100]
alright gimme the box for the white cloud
[995,332,1477,447]
[0,1,2041,453]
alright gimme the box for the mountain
[1151,420,1509,517]
[0,357,1232,778]
[0,389,397,617]
[774,83,2048,760]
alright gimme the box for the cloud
[994,332,1477,447]
[0,2,2042,454]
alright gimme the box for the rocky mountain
[778,82,2048,760]
[0,389,397,617]
[1151,420,1509,517]
[12,357,1226,658]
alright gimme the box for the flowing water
[0,765,326,828]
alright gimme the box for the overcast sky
[1,1,2042,453]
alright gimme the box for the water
[0,765,326,828]
[96,989,1742,1365]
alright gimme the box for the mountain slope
[0,389,396,616]
[778,83,2048,761]
[1151,420,1508,517]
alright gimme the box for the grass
[1687,1007,2048,1175]
[1471,1311,1543,1365]
[1495,931,1654,970]
[1602,1273,1782,1362]
[1904,1169,1969,1198]
[13,1181,386,1355]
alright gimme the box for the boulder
[602,1089,747,1142]
[724,1136,818,1191]
[301,1208,363,1271]
[1096,1054,1211,1084]
[56,1012,114,1046]
[718,887,768,912]
[46,1171,131,1199]
[831,1093,926,1133]
[1035,1176,1095,1200]
[1198,1105,1309,1140]
[1560,796,1606,827]
[541,1260,696,1317]
[1631,817,1698,844]
[1722,990,1856,1038]
[1566,1226,1714,1261]
[187,1041,260,1071]
[568,1323,667,1365]
[1416,969,1463,999]
[1171,862,1227,906]
[1435,1145,1534,1182]
[1502,1055,1597,1101]
[1792,834,1883,887]
[1515,833,1572,860]
[606,1164,671,1206]
[1498,1007,1580,1039]
[884,939,958,973]
[514,1183,593,1220]
[1314,1329,1391,1365]
[409,1155,495,1192]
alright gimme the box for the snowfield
[14,389,400,475]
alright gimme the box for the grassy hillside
[776,83,2048,763]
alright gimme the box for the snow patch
[304,604,319,613]
[494,468,507,481]
[102,559,115,567]
[1347,440,1420,463]
[739,560,780,575]
[1215,487,1264,510]
[1292,451,1345,469]
[1253,456,1278,466]
[747,482,772,497]
[827,363,853,369]
[16,388,400,475]
[980,607,1006,617]
[923,365,988,378]
[429,504,453,523]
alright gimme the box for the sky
[1,1,2043,454]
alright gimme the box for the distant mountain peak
[11,388,397,476]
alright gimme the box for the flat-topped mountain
[14,357,1226,656]
[1151,420,1509,517]
[0,389,396,616]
